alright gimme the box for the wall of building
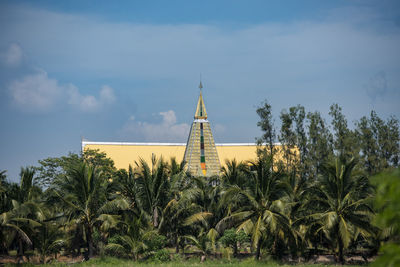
[82,142,264,170]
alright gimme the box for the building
[183,82,220,176]
[82,82,274,176]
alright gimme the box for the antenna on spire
[199,73,203,89]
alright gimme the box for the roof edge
[82,140,281,148]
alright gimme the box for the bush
[143,232,167,252]
[220,228,250,256]
[152,249,170,262]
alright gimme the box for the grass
[3,256,365,267]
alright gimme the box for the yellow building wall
[83,143,266,170]
[84,144,186,170]
[216,145,258,165]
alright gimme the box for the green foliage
[305,111,333,178]
[218,154,290,260]
[220,228,249,257]
[143,232,167,251]
[151,248,170,262]
[372,242,400,267]
[1,101,400,265]
[35,149,116,189]
[256,100,276,157]
[133,155,170,228]
[356,112,400,175]
[329,103,358,158]
[304,156,375,263]
[371,168,400,267]
[373,168,400,233]
[220,228,237,248]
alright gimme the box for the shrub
[143,232,167,252]
[220,228,250,256]
[152,248,170,262]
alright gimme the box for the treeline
[0,102,399,265]
[256,102,399,177]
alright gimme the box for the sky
[1,0,400,181]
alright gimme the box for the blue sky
[1,0,400,181]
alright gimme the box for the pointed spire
[184,80,220,177]
[195,87,207,119]
[199,73,203,89]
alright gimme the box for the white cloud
[3,43,22,66]
[9,70,116,112]
[9,70,62,112]
[67,84,116,112]
[120,110,190,142]
[99,85,116,104]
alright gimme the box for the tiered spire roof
[183,81,220,177]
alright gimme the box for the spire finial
[199,73,203,89]
[194,77,207,119]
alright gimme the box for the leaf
[237,219,254,236]
[339,216,351,249]
[184,211,212,226]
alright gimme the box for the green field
[3,256,365,267]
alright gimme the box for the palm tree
[0,170,7,213]
[133,155,170,228]
[282,172,309,258]
[304,156,376,264]
[0,204,40,257]
[221,159,248,188]
[218,154,290,260]
[160,171,215,254]
[105,219,148,260]
[53,162,128,260]
[183,228,216,258]
[35,220,65,263]
[0,167,44,261]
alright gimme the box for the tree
[219,228,249,257]
[35,153,81,189]
[356,114,380,175]
[133,155,170,228]
[306,111,333,178]
[0,170,11,214]
[52,162,128,260]
[218,154,290,260]
[290,105,307,169]
[279,109,296,172]
[0,167,43,260]
[159,168,202,253]
[305,156,376,264]
[256,100,276,159]
[372,168,400,267]
[356,111,400,175]
[105,220,148,260]
[35,149,116,189]
[329,104,358,158]
[35,221,65,263]
[221,159,248,188]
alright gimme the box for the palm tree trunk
[153,208,159,228]
[175,233,179,253]
[85,224,94,260]
[18,238,24,263]
[233,242,238,257]
[255,239,261,260]
[338,240,344,264]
